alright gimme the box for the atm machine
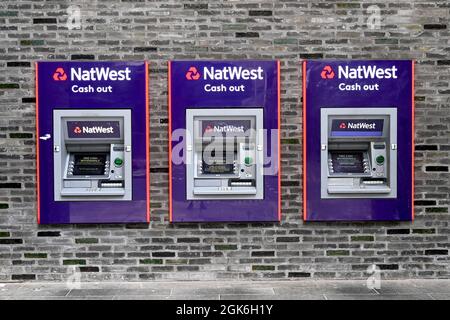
[320,108,397,199]
[36,60,148,224]
[53,109,132,201]
[303,60,414,221]
[169,60,280,222]
[186,108,264,200]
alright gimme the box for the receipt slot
[169,60,280,222]
[321,108,397,198]
[36,61,149,224]
[303,60,414,221]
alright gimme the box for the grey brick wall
[0,0,449,282]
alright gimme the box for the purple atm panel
[36,61,149,224]
[169,60,281,222]
[303,60,414,221]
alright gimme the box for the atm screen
[330,119,384,137]
[330,152,364,174]
[201,150,234,175]
[72,153,107,176]
[200,119,252,138]
[202,163,234,174]
[66,121,121,139]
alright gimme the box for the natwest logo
[338,65,398,79]
[74,126,114,134]
[321,64,398,80]
[53,67,68,81]
[186,66,201,80]
[346,122,376,130]
[332,119,383,133]
[321,66,335,79]
[70,67,131,81]
[205,125,245,133]
[202,66,264,81]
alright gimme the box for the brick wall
[0,0,448,281]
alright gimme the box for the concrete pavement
[0,279,449,300]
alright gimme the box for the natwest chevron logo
[186,66,201,80]
[53,67,67,81]
[74,126,114,134]
[54,66,132,82]
[320,65,335,79]
[213,125,244,133]
[204,124,245,133]
[347,122,376,129]
[186,66,264,81]
[337,121,377,130]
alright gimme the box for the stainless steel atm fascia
[186,108,264,200]
[320,107,397,199]
[53,109,132,201]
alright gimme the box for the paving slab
[18,296,114,300]
[0,283,23,289]
[118,281,222,289]
[409,280,450,294]
[220,294,326,300]
[274,285,377,295]
[0,288,70,297]
[1,280,449,300]
[171,287,275,296]
[113,295,221,300]
[428,293,450,300]
[0,288,18,297]
[374,284,425,295]
[167,295,221,300]
[112,295,176,300]
[325,294,432,300]
[68,288,171,297]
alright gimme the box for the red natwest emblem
[53,67,67,81]
[204,125,213,132]
[339,123,347,129]
[320,65,335,79]
[74,127,82,134]
[186,67,201,80]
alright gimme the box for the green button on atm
[376,155,385,165]
[114,157,124,167]
[244,156,253,166]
